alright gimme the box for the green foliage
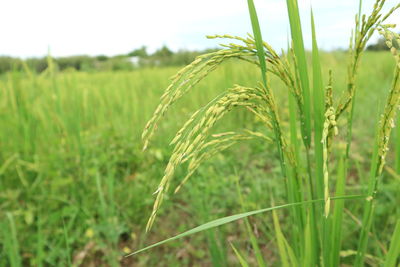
[138,0,400,266]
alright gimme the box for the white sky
[0,0,399,58]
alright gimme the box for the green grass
[0,50,399,266]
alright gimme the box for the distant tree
[56,56,95,71]
[149,46,175,66]
[128,46,148,58]
[135,46,218,67]
[96,55,109,61]
[0,57,22,73]
[25,57,48,73]
[110,57,134,71]
[0,46,219,74]
[153,46,173,58]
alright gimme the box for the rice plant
[134,0,400,265]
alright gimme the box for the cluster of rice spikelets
[374,26,400,180]
[142,34,305,151]
[142,35,306,231]
[378,24,400,67]
[174,130,272,194]
[208,35,306,136]
[145,85,273,230]
[335,0,399,120]
[141,48,256,151]
[321,106,338,217]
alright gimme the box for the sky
[0,0,399,58]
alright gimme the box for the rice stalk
[355,36,400,266]
[335,0,399,122]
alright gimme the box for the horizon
[1,0,399,58]
[0,44,362,60]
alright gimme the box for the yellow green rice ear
[145,84,275,230]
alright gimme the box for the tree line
[0,46,217,74]
[0,37,395,74]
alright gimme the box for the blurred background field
[0,51,399,266]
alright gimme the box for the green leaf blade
[286,0,312,148]
[384,219,400,267]
[247,0,267,87]
[126,196,364,257]
[231,243,250,267]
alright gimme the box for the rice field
[0,50,399,266]
[1,0,400,265]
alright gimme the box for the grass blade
[287,3,317,263]
[272,207,290,267]
[282,234,299,267]
[286,0,311,148]
[230,243,250,267]
[288,89,300,165]
[383,219,400,267]
[302,213,312,267]
[246,0,290,205]
[330,155,347,266]
[311,11,330,266]
[311,8,325,202]
[4,213,21,267]
[126,195,364,257]
[287,87,305,258]
[396,114,400,172]
[247,0,267,87]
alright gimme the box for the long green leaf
[5,213,22,267]
[231,243,250,267]
[302,213,312,267]
[247,0,267,87]
[311,10,329,266]
[311,9,325,202]
[383,219,400,267]
[287,3,317,263]
[288,89,300,164]
[272,208,290,267]
[287,88,305,258]
[126,195,364,257]
[330,156,347,267]
[396,114,400,172]
[282,233,299,267]
[286,0,311,148]
[246,0,288,204]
